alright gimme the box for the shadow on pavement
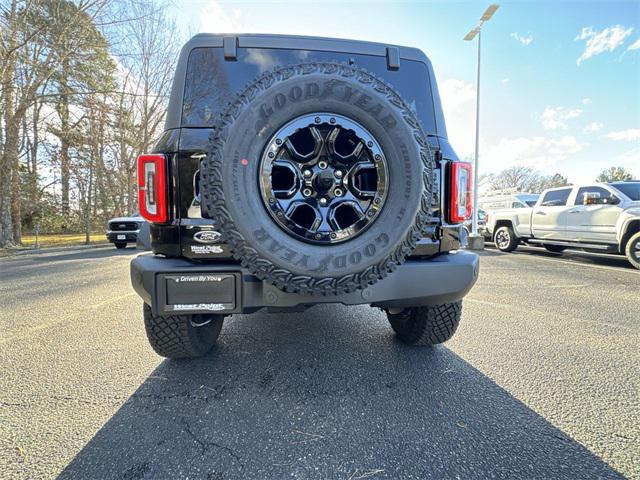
[484,244,635,270]
[58,305,623,480]
[1,246,138,276]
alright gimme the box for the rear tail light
[137,154,168,223]
[449,161,473,224]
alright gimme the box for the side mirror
[584,192,600,205]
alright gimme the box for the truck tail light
[449,161,472,224]
[137,154,168,223]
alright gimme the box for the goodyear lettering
[256,80,398,132]
[253,228,391,271]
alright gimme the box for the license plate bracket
[159,273,239,314]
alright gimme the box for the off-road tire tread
[143,304,221,359]
[200,62,434,296]
[388,301,462,346]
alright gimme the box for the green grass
[19,232,107,248]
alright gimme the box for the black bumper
[107,232,138,243]
[131,252,479,315]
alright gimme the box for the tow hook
[190,315,213,327]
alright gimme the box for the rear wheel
[544,244,566,253]
[143,304,225,359]
[625,231,640,270]
[114,242,127,249]
[494,225,518,252]
[387,302,462,346]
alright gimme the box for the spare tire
[201,62,433,295]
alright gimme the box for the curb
[0,242,111,258]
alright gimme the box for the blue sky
[169,0,640,184]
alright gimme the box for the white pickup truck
[486,181,640,269]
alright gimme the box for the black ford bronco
[130,34,479,358]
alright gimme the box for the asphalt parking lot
[0,246,638,479]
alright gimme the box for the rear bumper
[130,252,479,315]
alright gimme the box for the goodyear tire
[143,304,224,359]
[387,302,462,346]
[200,63,434,295]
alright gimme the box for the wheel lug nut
[275,138,282,145]
[334,188,343,197]
[319,197,328,206]
[318,161,328,169]
[367,141,373,148]
[334,170,343,178]
[268,152,275,158]
[303,169,312,177]
[302,188,312,197]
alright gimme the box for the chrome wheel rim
[632,239,640,261]
[495,230,510,249]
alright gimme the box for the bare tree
[109,0,178,214]
[487,167,569,193]
[596,166,634,183]
[0,0,178,247]
[0,0,109,246]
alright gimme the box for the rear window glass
[182,47,437,134]
[540,188,571,207]
[613,182,640,201]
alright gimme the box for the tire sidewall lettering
[257,78,398,133]
[203,64,433,293]
[253,228,390,271]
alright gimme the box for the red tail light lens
[137,154,167,223]
[449,161,473,223]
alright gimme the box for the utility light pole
[464,3,499,248]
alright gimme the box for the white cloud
[619,148,640,173]
[510,32,533,46]
[582,98,592,105]
[199,0,247,33]
[583,122,603,133]
[575,25,634,65]
[438,78,476,159]
[628,38,640,51]
[540,106,584,130]
[605,129,640,141]
[501,77,510,85]
[482,136,585,172]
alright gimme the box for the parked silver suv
[486,181,640,269]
